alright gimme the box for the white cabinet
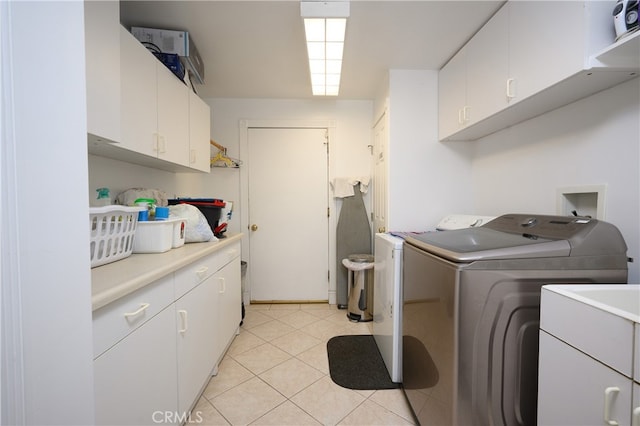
[538,331,632,425]
[188,91,211,172]
[157,62,190,166]
[507,1,586,105]
[120,26,189,166]
[93,275,178,425]
[439,1,638,142]
[214,258,242,358]
[466,5,508,121]
[438,46,468,139]
[84,0,120,144]
[87,25,211,173]
[634,382,640,426]
[93,241,242,424]
[175,273,219,415]
[438,4,509,140]
[538,285,640,426]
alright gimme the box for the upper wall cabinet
[88,26,211,173]
[439,0,639,142]
[188,92,211,172]
[85,1,120,144]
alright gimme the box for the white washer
[373,214,495,383]
[373,233,404,382]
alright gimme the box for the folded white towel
[331,176,371,198]
[332,177,355,198]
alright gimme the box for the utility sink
[547,285,640,323]
[540,284,640,380]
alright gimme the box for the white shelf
[590,30,640,70]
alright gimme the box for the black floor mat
[327,335,400,390]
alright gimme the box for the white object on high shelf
[538,284,640,425]
[439,1,639,142]
[92,240,241,424]
[84,0,120,145]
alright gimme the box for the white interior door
[248,127,329,302]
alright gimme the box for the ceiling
[120,1,505,100]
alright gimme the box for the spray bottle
[95,188,111,207]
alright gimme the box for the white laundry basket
[89,206,143,268]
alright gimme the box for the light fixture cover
[301,2,349,96]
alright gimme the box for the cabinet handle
[506,78,515,100]
[178,309,188,334]
[123,303,150,320]
[458,108,464,125]
[462,106,470,123]
[196,266,209,280]
[190,149,197,164]
[219,277,226,294]
[603,386,620,426]
[632,406,640,426]
[158,135,166,153]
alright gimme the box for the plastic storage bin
[172,219,186,248]
[90,205,144,268]
[133,218,181,253]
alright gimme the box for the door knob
[250,224,258,231]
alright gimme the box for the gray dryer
[401,213,629,426]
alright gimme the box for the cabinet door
[634,382,640,426]
[538,331,632,425]
[188,91,211,172]
[94,306,178,425]
[85,1,120,144]
[175,276,219,414]
[215,258,242,359]
[157,65,189,166]
[120,26,158,157]
[438,47,467,140]
[466,5,508,123]
[508,1,586,104]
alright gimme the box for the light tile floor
[190,303,415,425]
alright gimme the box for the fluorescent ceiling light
[301,2,349,96]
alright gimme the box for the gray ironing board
[336,184,372,308]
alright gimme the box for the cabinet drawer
[93,274,174,358]
[175,242,241,298]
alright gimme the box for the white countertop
[91,233,242,311]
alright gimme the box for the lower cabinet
[175,272,219,415]
[94,306,178,425]
[538,331,633,425]
[215,260,242,358]
[93,245,241,425]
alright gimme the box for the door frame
[239,119,338,305]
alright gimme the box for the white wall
[471,77,640,283]
[175,99,374,235]
[88,154,181,204]
[387,70,474,231]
